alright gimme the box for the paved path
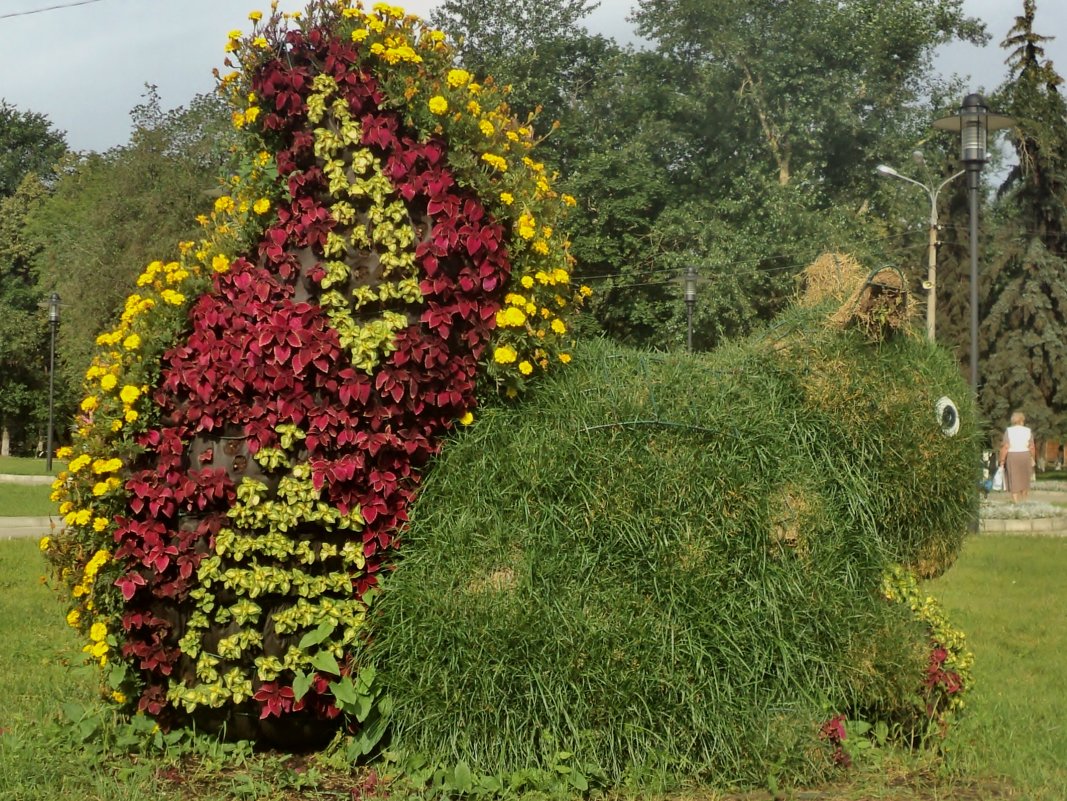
[0,517,59,540]
[0,473,54,485]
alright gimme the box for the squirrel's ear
[796,254,916,342]
[828,267,914,342]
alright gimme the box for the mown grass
[0,484,55,517]
[1,534,1063,800]
[935,534,1067,800]
[0,456,62,477]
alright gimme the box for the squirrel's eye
[935,397,960,437]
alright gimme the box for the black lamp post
[933,93,1014,394]
[45,292,60,473]
[684,265,698,353]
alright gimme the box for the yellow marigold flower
[100,374,118,392]
[214,195,236,214]
[122,333,141,350]
[56,446,73,459]
[232,110,247,129]
[111,691,127,704]
[447,68,471,88]
[212,254,231,273]
[38,536,50,552]
[499,192,514,205]
[521,275,534,289]
[481,153,507,172]
[459,411,474,426]
[532,240,549,255]
[495,307,527,328]
[92,482,110,497]
[160,289,185,306]
[90,621,107,642]
[68,454,91,474]
[119,385,141,405]
[253,197,271,214]
[91,640,109,659]
[91,457,120,474]
[71,583,88,597]
[467,100,482,115]
[553,268,570,283]
[580,285,593,297]
[75,509,92,527]
[552,319,567,335]
[518,361,533,376]
[352,28,370,42]
[562,194,577,207]
[111,420,122,432]
[517,213,536,240]
[93,517,109,532]
[66,609,81,627]
[59,501,73,515]
[479,119,495,137]
[428,96,448,115]
[249,10,262,21]
[80,396,99,413]
[252,37,268,49]
[559,353,572,364]
[493,345,517,365]
[506,130,519,142]
[125,409,139,423]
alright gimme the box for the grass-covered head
[372,282,981,787]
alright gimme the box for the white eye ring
[935,396,960,437]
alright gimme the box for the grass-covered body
[373,305,981,785]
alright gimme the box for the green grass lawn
[0,534,1063,800]
[934,535,1067,800]
[0,483,55,517]
[0,456,63,477]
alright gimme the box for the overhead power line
[0,0,106,20]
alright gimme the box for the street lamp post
[933,93,1014,395]
[875,163,965,341]
[684,265,698,353]
[45,292,60,473]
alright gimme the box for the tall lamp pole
[45,292,60,473]
[934,94,1014,395]
[875,163,965,341]
[684,265,698,353]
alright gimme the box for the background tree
[28,88,237,395]
[0,101,66,196]
[980,0,1067,439]
[0,175,51,455]
[0,102,66,455]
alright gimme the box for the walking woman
[999,410,1037,503]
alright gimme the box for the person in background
[999,410,1037,503]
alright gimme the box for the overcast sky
[0,0,1063,154]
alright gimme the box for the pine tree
[980,0,1067,438]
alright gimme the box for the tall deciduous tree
[0,102,66,455]
[980,0,1067,438]
[28,88,237,396]
[0,101,66,197]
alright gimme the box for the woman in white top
[999,410,1037,503]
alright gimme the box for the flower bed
[42,0,587,743]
